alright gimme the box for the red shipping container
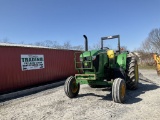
[0,43,81,94]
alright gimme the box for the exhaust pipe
[83,35,88,51]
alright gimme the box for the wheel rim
[71,81,78,93]
[135,63,139,82]
[121,84,125,98]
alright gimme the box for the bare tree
[35,42,44,46]
[139,28,160,54]
[62,41,72,49]
[51,41,62,49]
[0,38,10,43]
[43,40,53,47]
[148,28,160,54]
[92,41,101,50]
[135,28,160,65]
[72,45,83,51]
[141,38,152,53]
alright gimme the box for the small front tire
[64,76,80,98]
[112,78,126,103]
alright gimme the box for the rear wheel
[112,78,126,103]
[64,76,80,98]
[126,57,139,90]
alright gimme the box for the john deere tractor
[64,35,139,103]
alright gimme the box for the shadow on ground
[77,91,113,101]
[0,81,65,103]
[77,73,159,104]
[125,73,159,104]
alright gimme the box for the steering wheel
[103,47,109,50]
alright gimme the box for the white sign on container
[21,54,45,71]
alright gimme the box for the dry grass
[138,65,156,69]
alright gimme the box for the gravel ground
[0,69,160,120]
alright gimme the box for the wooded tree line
[0,38,128,51]
[34,40,84,50]
[0,39,84,51]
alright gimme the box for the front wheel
[64,76,80,98]
[112,78,126,103]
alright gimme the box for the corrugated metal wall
[0,45,81,94]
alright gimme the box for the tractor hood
[80,50,101,57]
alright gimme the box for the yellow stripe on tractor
[153,53,160,76]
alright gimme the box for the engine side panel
[116,52,127,70]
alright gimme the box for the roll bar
[101,35,120,53]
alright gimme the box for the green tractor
[64,35,139,103]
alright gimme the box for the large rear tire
[112,78,126,103]
[64,76,80,98]
[126,57,139,90]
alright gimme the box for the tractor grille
[82,56,91,69]
[82,55,99,72]
[82,61,91,68]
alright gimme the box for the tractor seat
[107,50,114,59]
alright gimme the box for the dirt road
[0,69,160,120]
